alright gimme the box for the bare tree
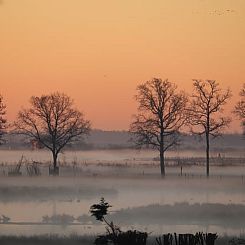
[14,92,91,171]
[188,80,232,177]
[234,83,245,134]
[0,94,7,144]
[130,78,188,176]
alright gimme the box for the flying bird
[209,9,236,15]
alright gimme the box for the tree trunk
[160,129,165,177]
[52,152,57,169]
[160,147,165,177]
[52,152,59,175]
[206,132,210,177]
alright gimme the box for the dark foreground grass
[0,234,93,245]
[0,234,243,245]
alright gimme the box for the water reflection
[0,175,245,236]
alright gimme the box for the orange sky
[0,0,244,131]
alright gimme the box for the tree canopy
[130,78,188,176]
[14,92,91,170]
[188,80,232,176]
[0,94,7,144]
[234,83,245,134]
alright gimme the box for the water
[0,149,245,237]
[0,175,245,236]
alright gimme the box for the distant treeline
[94,202,245,228]
[0,130,244,151]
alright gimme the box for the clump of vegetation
[156,232,218,245]
[26,161,41,176]
[8,155,25,176]
[229,238,245,245]
[42,214,75,224]
[0,214,11,223]
[90,198,148,245]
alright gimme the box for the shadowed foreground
[0,234,92,245]
[0,235,244,245]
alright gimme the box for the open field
[0,149,245,178]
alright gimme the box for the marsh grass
[0,234,93,245]
[0,234,242,245]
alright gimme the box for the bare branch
[188,79,232,176]
[234,83,245,133]
[0,94,7,144]
[13,92,91,169]
[130,78,188,176]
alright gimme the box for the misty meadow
[1,1,245,245]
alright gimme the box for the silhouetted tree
[234,83,245,134]
[90,197,120,240]
[14,92,91,171]
[130,78,188,176]
[0,94,7,144]
[188,80,232,177]
[90,198,148,245]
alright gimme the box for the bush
[155,233,218,245]
[90,198,148,245]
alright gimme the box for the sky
[0,0,244,132]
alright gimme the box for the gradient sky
[0,0,244,131]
